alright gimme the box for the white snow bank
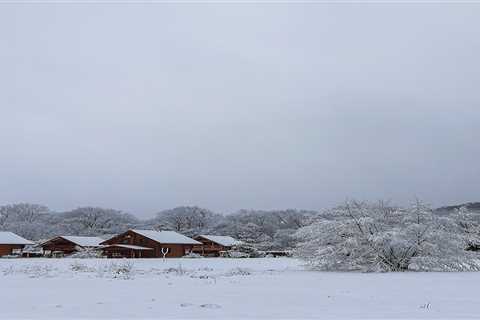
[0,258,479,319]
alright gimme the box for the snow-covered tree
[295,200,480,272]
[449,206,480,251]
[272,228,297,250]
[150,206,223,236]
[0,206,11,228]
[0,203,54,240]
[58,207,140,236]
[212,209,316,249]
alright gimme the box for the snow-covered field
[0,258,479,319]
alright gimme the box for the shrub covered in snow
[183,252,203,259]
[223,267,252,276]
[70,261,93,272]
[452,206,480,251]
[96,261,136,279]
[224,251,250,258]
[68,249,104,259]
[295,200,480,272]
[224,244,265,258]
[163,264,188,276]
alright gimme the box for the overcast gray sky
[1,3,479,217]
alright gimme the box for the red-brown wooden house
[100,229,201,258]
[40,236,104,257]
[0,231,34,257]
[192,235,241,257]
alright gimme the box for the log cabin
[100,229,201,258]
[192,235,241,257]
[0,231,34,257]
[40,236,104,257]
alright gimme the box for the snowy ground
[0,258,479,319]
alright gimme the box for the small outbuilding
[192,235,241,257]
[40,236,104,257]
[101,229,201,258]
[0,231,34,257]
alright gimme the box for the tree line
[0,203,315,251]
[2,200,480,271]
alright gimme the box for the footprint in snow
[199,304,222,309]
[180,303,194,308]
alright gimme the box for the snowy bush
[163,264,188,276]
[25,265,57,278]
[183,252,203,259]
[295,200,480,272]
[225,251,250,258]
[70,261,93,272]
[224,267,252,276]
[68,249,104,259]
[98,261,135,279]
[451,206,480,251]
[226,244,265,258]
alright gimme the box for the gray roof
[131,229,201,245]
[0,232,34,245]
[103,244,153,250]
[42,236,104,247]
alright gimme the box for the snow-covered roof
[60,236,104,247]
[198,235,241,247]
[98,234,117,240]
[131,230,201,245]
[104,244,153,250]
[0,232,34,245]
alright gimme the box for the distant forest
[0,203,317,250]
[0,200,480,272]
[1,201,479,255]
